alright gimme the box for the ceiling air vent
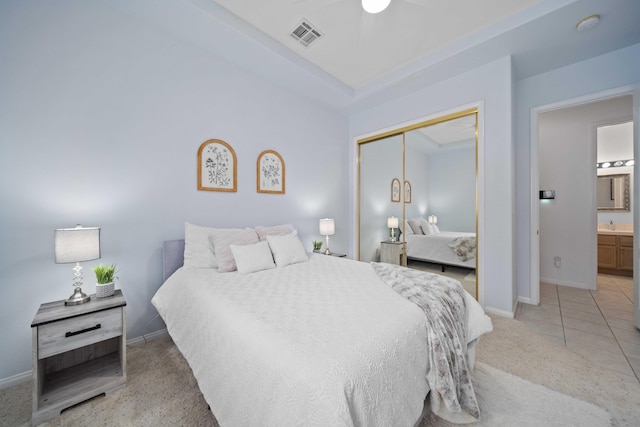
[289,20,323,47]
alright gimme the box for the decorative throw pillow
[230,241,276,274]
[266,234,309,267]
[183,222,218,269]
[254,224,296,241]
[407,219,423,235]
[404,220,414,235]
[431,224,440,234]
[211,229,260,272]
[420,219,434,235]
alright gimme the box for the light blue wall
[427,148,476,233]
[0,1,348,381]
[404,133,430,220]
[349,56,514,315]
[515,42,640,300]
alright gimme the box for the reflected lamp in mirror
[55,225,101,306]
[428,215,438,224]
[387,216,398,242]
[319,218,335,255]
[597,173,630,211]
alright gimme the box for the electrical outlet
[554,256,561,268]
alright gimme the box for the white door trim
[530,86,635,306]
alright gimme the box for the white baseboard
[0,370,31,390]
[484,306,514,319]
[518,296,532,305]
[127,328,168,346]
[0,329,170,391]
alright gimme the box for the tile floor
[516,274,640,385]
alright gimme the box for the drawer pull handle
[66,323,101,337]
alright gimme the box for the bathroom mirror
[597,173,630,211]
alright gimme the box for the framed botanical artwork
[404,180,412,203]
[257,150,285,194]
[391,178,400,203]
[197,139,237,192]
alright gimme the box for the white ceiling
[210,0,541,89]
[170,0,640,110]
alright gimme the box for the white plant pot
[96,281,115,298]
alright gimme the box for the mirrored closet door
[358,109,478,299]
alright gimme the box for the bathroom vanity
[597,227,633,277]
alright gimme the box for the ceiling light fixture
[576,14,600,32]
[362,0,390,14]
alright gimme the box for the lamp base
[65,287,90,306]
[324,249,332,255]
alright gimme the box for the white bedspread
[152,254,490,426]
[406,232,476,269]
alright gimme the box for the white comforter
[152,254,490,426]
[406,232,476,268]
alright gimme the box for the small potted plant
[312,240,323,252]
[93,263,117,298]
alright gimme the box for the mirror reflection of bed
[358,109,478,299]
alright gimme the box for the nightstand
[380,241,406,266]
[31,290,127,426]
[313,250,347,258]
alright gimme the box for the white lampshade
[55,225,101,264]
[387,216,398,228]
[319,218,335,236]
[428,215,438,225]
[362,0,390,14]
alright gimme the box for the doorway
[530,88,638,330]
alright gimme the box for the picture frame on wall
[197,139,237,192]
[391,178,400,203]
[404,180,412,203]
[257,150,285,194]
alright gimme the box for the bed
[405,231,476,271]
[152,225,491,426]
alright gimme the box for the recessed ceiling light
[576,14,600,32]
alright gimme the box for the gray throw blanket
[448,236,476,261]
[371,263,480,424]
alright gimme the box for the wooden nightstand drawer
[38,307,122,359]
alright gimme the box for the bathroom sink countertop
[597,229,634,236]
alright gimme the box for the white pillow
[420,219,434,236]
[211,229,260,272]
[432,224,440,234]
[230,241,276,274]
[183,222,218,269]
[404,220,414,235]
[407,219,423,235]
[254,224,296,241]
[266,234,309,267]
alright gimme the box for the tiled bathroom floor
[516,274,640,385]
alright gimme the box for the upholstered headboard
[162,239,185,282]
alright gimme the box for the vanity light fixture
[362,0,390,14]
[597,159,633,169]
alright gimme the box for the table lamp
[55,225,101,306]
[319,218,335,255]
[387,216,398,242]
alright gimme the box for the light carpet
[1,317,638,426]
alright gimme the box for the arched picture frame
[198,139,237,192]
[391,178,400,203]
[404,180,412,203]
[257,150,285,194]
